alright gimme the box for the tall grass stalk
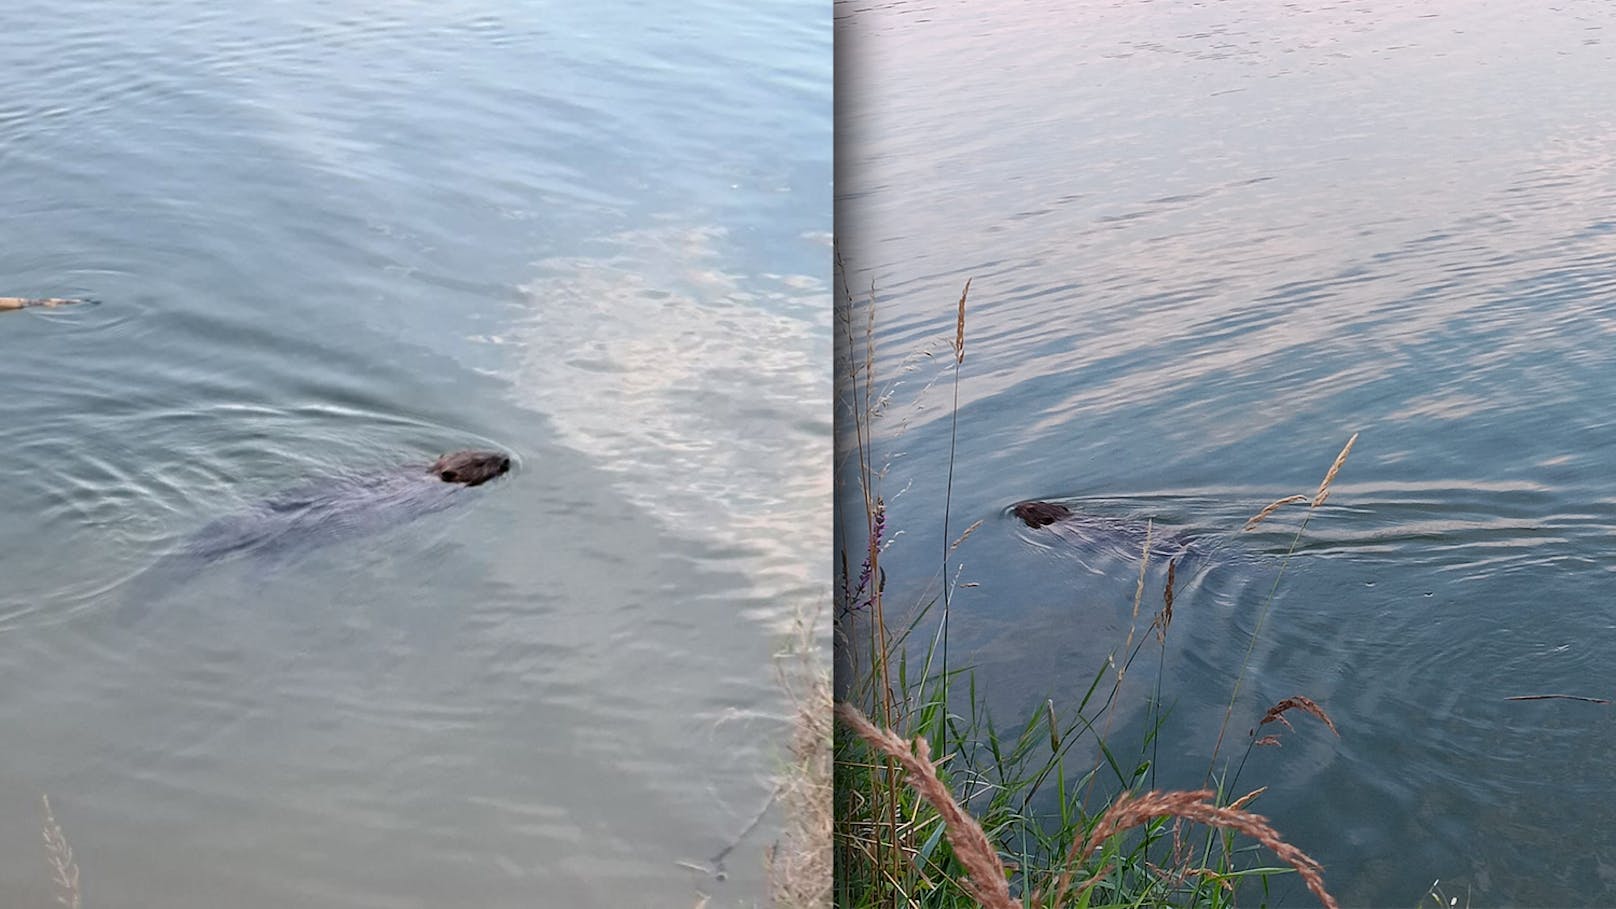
[834,246,906,897]
[932,279,970,749]
[1207,433,1358,792]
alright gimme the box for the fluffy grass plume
[769,604,833,908]
[1044,789,1340,909]
[1258,696,1340,738]
[40,795,80,909]
[1312,433,1358,508]
[1244,494,1309,531]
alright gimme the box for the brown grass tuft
[1243,494,1310,531]
[953,279,970,365]
[1044,789,1339,909]
[769,606,833,908]
[1152,557,1178,643]
[1230,786,1268,810]
[40,795,80,909]
[835,703,1015,909]
[950,518,984,554]
[1312,432,1358,507]
[1259,696,1340,738]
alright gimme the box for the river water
[0,2,829,906]
[839,0,1616,904]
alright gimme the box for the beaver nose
[500,458,511,472]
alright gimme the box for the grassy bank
[832,258,1353,909]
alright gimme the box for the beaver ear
[441,470,459,483]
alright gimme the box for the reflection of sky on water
[847,8,1616,468]
[497,225,832,627]
[841,1,1616,903]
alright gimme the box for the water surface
[839,1,1616,903]
[0,2,829,905]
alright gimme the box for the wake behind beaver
[115,449,511,622]
[1011,499,1198,563]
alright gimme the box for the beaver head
[431,450,512,486]
[1013,500,1071,528]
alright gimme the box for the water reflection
[840,0,1616,903]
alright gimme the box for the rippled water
[840,0,1616,903]
[0,2,828,906]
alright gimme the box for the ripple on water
[0,395,516,631]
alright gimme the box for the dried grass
[835,703,1016,909]
[949,519,984,554]
[1243,431,1359,529]
[1312,432,1358,508]
[1151,556,1178,644]
[769,605,833,909]
[1212,434,1360,769]
[40,795,80,909]
[1117,521,1153,685]
[1044,789,1340,909]
[1229,786,1267,810]
[1258,696,1340,738]
[1144,816,1245,895]
[1045,698,1060,752]
[1243,494,1309,531]
[952,279,970,365]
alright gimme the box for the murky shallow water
[0,2,828,906]
[840,0,1616,903]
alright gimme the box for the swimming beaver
[1012,499,1194,561]
[116,449,510,621]
[1013,500,1072,528]
[429,449,510,486]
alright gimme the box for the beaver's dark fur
[1013,500,1072,528]
[431,450,511,486]
[116,447,513,623]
